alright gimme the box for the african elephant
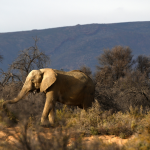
[3,68,95,126]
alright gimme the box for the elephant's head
[3,68,57,106]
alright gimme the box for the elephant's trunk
[2,83,30,107]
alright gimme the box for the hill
[0,21,150,72]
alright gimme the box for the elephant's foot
[40,117,50,127]
[40,117,54,127]
[40,123,51,128]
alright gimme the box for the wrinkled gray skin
[3,68,95,126]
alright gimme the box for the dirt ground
[0,125,135,147]
[82,135,135,146]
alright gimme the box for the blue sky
[1,0,150,33]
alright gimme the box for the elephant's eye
[31,79,34,82]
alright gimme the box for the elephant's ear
[40,68,57,92]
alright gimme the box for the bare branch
[10,37,50,82]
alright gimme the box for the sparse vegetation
[1,45,150,149]
[1,100,150,149]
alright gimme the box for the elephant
[3,68,95,126]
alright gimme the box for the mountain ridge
[0,21,150,72]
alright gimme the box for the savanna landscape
[1,36,150,150]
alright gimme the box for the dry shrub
[123,130,150,149]
[0,81,46,127]
[95,69,150,112]
[113,71,150,112]
[0,82,22,101]
[57,101,134,138]
[95,69,120,112]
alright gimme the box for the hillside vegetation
[0,21,150,71]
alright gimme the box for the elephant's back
[54,69,94,91]
[68,70,95,95]
[68,70,89,80]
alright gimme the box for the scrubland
[1,79,150,150]
[1,45,150,149]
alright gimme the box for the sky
[0,0,150,33]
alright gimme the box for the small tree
[135,55,150,78]
[94,46,135,111]
[97,46,134,81]
[10,37,50,82]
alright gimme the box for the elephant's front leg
[41,91,56,126]
[48,105,55,126]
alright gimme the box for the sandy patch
[0,126,135,147]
